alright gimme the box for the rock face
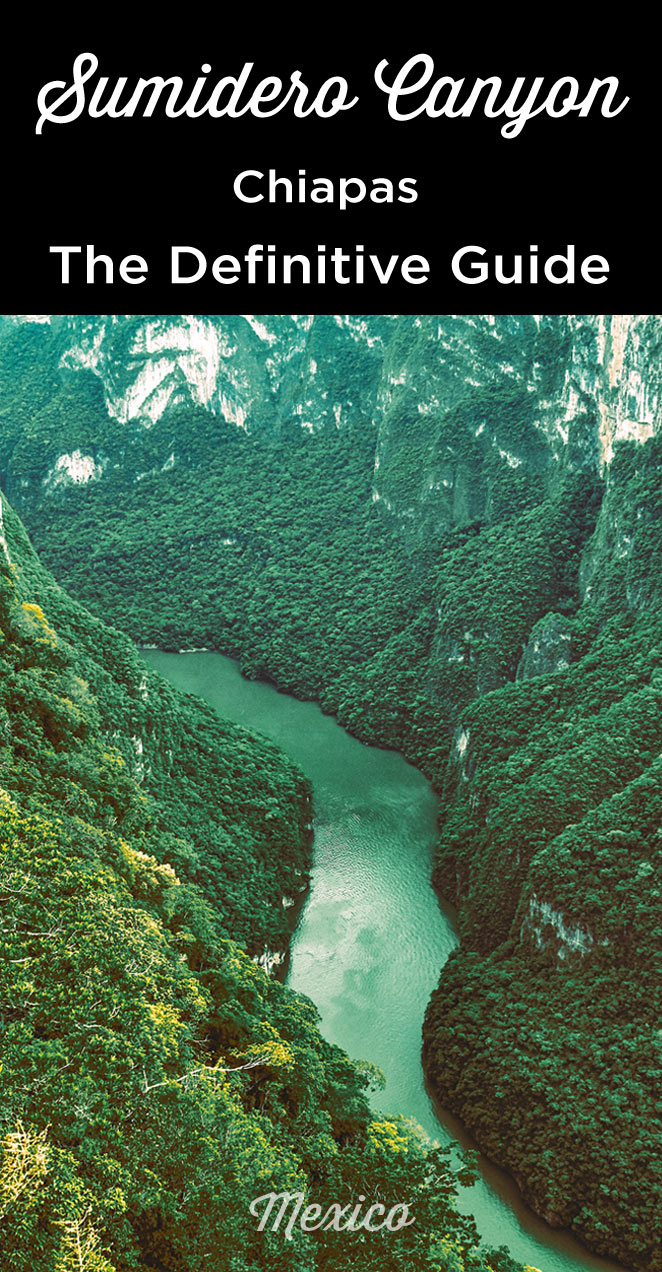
[516,613,572,681]
[4,311,661,525]
[2,311,662,743]
[522,893,597,959]
[3,313,389,433]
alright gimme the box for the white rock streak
[0,494,11,564]
[526,894,601,960]
[46,451,102,486]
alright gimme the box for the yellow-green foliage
[0,495,516,1272]
[54,1212,117,1272]
[20,600,57,647]
[0,1122,49,1214]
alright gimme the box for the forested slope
[0,492,512,1272]
[2,312,662,1267]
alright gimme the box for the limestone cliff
[5,311,660,519]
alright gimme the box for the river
[143,649,625,1272]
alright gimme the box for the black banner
[2,21,656,311]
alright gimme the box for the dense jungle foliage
[425,435,662,1271]
[0,496,520,1271]
[0,323,599,789]
[2,315,662,1268]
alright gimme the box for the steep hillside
[0,315,613,760]
[424,430,662,1268]
[2,312,662,1267]
[0,490,512,1272]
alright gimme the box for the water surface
[144,649,625,1272]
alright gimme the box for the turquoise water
[143,649,625,1272]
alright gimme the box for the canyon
[2,311,662,1269]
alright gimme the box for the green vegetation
[425,436,662,1271]
[2,312,662,1268]
[0,494,519,1270]
[0,322,599,788]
